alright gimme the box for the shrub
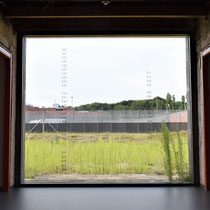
[172,131,191,182]
[172,131,184,181]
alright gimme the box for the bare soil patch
[25,173,179,184]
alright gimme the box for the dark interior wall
[0,12,16,187]
[11,16,199,186]
[0,54,6,187]
[0,0,207,187]
[203,52,210,189]
[196,14,210,186]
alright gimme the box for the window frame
[15,32,199,187]
[201,44,210,190]
[0,43,12,191]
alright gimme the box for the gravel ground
[25,173,179,184]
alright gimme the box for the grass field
[25,131,189,181]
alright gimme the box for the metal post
[42,108,45,133]
[71,96,73,107]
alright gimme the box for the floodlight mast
[61,48,68,107]
[146,71,153,138]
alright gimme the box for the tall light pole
[42,107,45,133]
[71,96,73,108]
[61,48,68,107]
[146,71,152,138]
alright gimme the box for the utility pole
[61,48,68,107]
[42,107,45,133]
[146,71,152,137]
[71,96,73,108]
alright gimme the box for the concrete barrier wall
[25,110,187,123]
[25,122,188,133]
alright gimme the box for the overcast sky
[25,37,187,108]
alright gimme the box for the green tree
[166,93,172,111]
[129,100,141,110]
[154,96,166,110]
[171,95,176,110]
[74,94,184,111]
[176,102,183,110]
[181,95,186,110]
[114,104,128,110]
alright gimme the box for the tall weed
[25,132,189,182]
[161,121,173,181]
[172,131,191,181]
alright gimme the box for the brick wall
[196,14,210,186]
[0,11,16,187]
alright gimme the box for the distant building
[25,105,73,115]
[53,103,60,108]
[169,110,187,123]
[25,105,74,123]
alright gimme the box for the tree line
[73,93,186,111]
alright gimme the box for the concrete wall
[0,12,16,188]
[25,110,187,123]
[169,111,187,123]
[196,14,210,186]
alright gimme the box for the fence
[25,110,188,133]
[25,122,187,133]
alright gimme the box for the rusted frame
[0,44,12,191]
[201,44,210,190]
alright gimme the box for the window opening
[22,36,193,184]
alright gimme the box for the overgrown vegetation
[161,121,173,181]
[25,132,190,182]
[161,121,191,181]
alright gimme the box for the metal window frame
[15,31,199,187]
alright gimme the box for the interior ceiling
[8,0,209,1]
[2,0,209,5]
[1,0,208,32]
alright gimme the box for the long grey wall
[25,122,187,133]
[25,110,185,123]
[0,54,6,187]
